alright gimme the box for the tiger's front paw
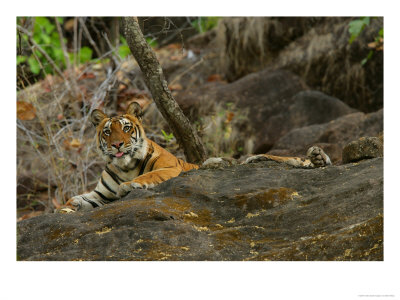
[64,196,92,211]
[117,181,148,197]
[307,146,332,167]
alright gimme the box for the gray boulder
[342,136,383,163]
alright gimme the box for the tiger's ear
[90,109,107,127]
[126,102,144,120]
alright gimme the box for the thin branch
[78,17,102,58]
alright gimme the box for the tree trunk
[121,17,207,164]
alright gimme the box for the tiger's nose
[111,141,124,149]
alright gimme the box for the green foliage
[77,46,93,63]
[348,17,370,44]
[27,56,41,74]
[146,37,158,48]
[17,17,93,76]
[118,36,131,59]
[161,129,174,143]
[191,17,220,33]
[348,17,384,66]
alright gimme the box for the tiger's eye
[123,126,132,132]
[103,129,111,136]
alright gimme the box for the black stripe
[94,190,115,202]
[82,196,99,208]
[135,125,141,140]
[105,166,123,184]
[101,176,117,194]
[148,156,160,171]
[138,145,154,176]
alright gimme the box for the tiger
[63,102,331,211]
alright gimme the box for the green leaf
[361,50,374,66]
[191,17,220,33]
[51,32,61,46]
[361,58,368,66]
[79,46,93,63]
[35,17,50,27]
[17,55,27,65]
[146,37,158,48]
[33,50,43,59]
[379,28,383,37]
[348,17,370,44]
[40,32,51,44]
[52,48,64,62]
[348,20,364,42]
[35,17,55,34]
[161,129,174,142]
[118,45,131,59]
[28,56,41,74]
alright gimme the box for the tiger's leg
[63,170,120,211]
[117,167,182,197]
[245,146,331,168]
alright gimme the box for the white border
[3,1,399,299]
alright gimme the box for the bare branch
[78,18,102,58]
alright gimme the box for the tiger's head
[90,102,148,166]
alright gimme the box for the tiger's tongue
[115,152,124,158]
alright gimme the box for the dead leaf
[170,55,184,61]
[225,112,235,123]
[78,72,96,80]
[207,74,224,82]
[63,138,81,150]
[70,138,81,148]
[17,101,36,120]
[166,43,181,50]
[368,38,383,51]
[17,211,43,221]
[64,18,75,31]
[168,83,183,91]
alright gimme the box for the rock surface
[17,158,383,261]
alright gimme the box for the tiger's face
[90,102,147,165]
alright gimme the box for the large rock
[342,136,383,163]
[17,158,383,261]
[261,90,355,153]
[177,69,357,154]
[177,68,307,120]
